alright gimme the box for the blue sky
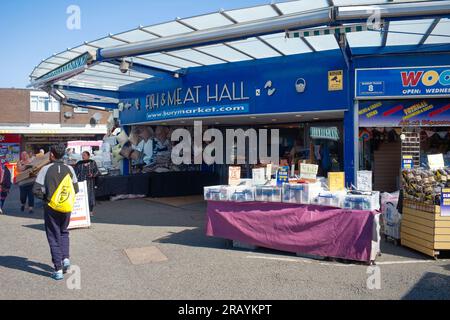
[0,0,268,88]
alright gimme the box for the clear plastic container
[255,186,282,202]
[282,182,322,204]
[228,186,255,202]
[343,192,380,211]
[314,191,345,208]
[204,186,231,201]
[239,179,254,187]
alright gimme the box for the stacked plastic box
[282,182,322,204]
[204,185,255,202]
[255,186,282,202]
[313,191,346,208]
[204,179,381,212]
[342,192,380,211]
[228,186,255,202]
[204,186,231,202]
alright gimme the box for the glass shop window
[30,94,60,112]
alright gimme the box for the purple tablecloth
[206,201,376,262]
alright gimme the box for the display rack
[401,199,450,258]
[401,129,421,168]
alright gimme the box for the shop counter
[206,201,380,263]
[95,171,220,198]
[148,171,220,198]
[95,174,150,198]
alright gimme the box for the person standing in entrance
[33,144,79,280]
[75,151,99,216]
[17,151,36,214]
[0,160,12,215]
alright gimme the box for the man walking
[33,144,79,280]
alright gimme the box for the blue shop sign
[145,103,250,121]
[36,52,90,83]
[356,66,450,99]
[118,52,349,125]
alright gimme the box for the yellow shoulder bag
[48,174,76,214]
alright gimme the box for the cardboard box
[15,153,51,183]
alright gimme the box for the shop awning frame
[29,0,450,109]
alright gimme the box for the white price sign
[428,154,445,170]
[357,171,373,192]
[252,168,266,186]
[299,163,318,180]
[68,181,91,230]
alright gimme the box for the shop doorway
[360,128,402,192]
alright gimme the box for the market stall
[204,164,381,263]
[91,121,219,199]
[400,166,450,258]
[207,201,379,263]
[95,173,151,199]
[94,171,219,198]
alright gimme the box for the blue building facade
[114,48,450,186]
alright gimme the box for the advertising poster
[359,99,450,127]
[276,166,289,186]
[68,181,91,230]
[0,134,21,164]
[440,188,450,217]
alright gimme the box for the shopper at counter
[135,126,155,166]
[75,151,100,216]
[17,151,35,214]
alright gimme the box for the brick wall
[0,89,111,126]
[30,112,60,124]
[60,105,110,126]
[0,89,30,124]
